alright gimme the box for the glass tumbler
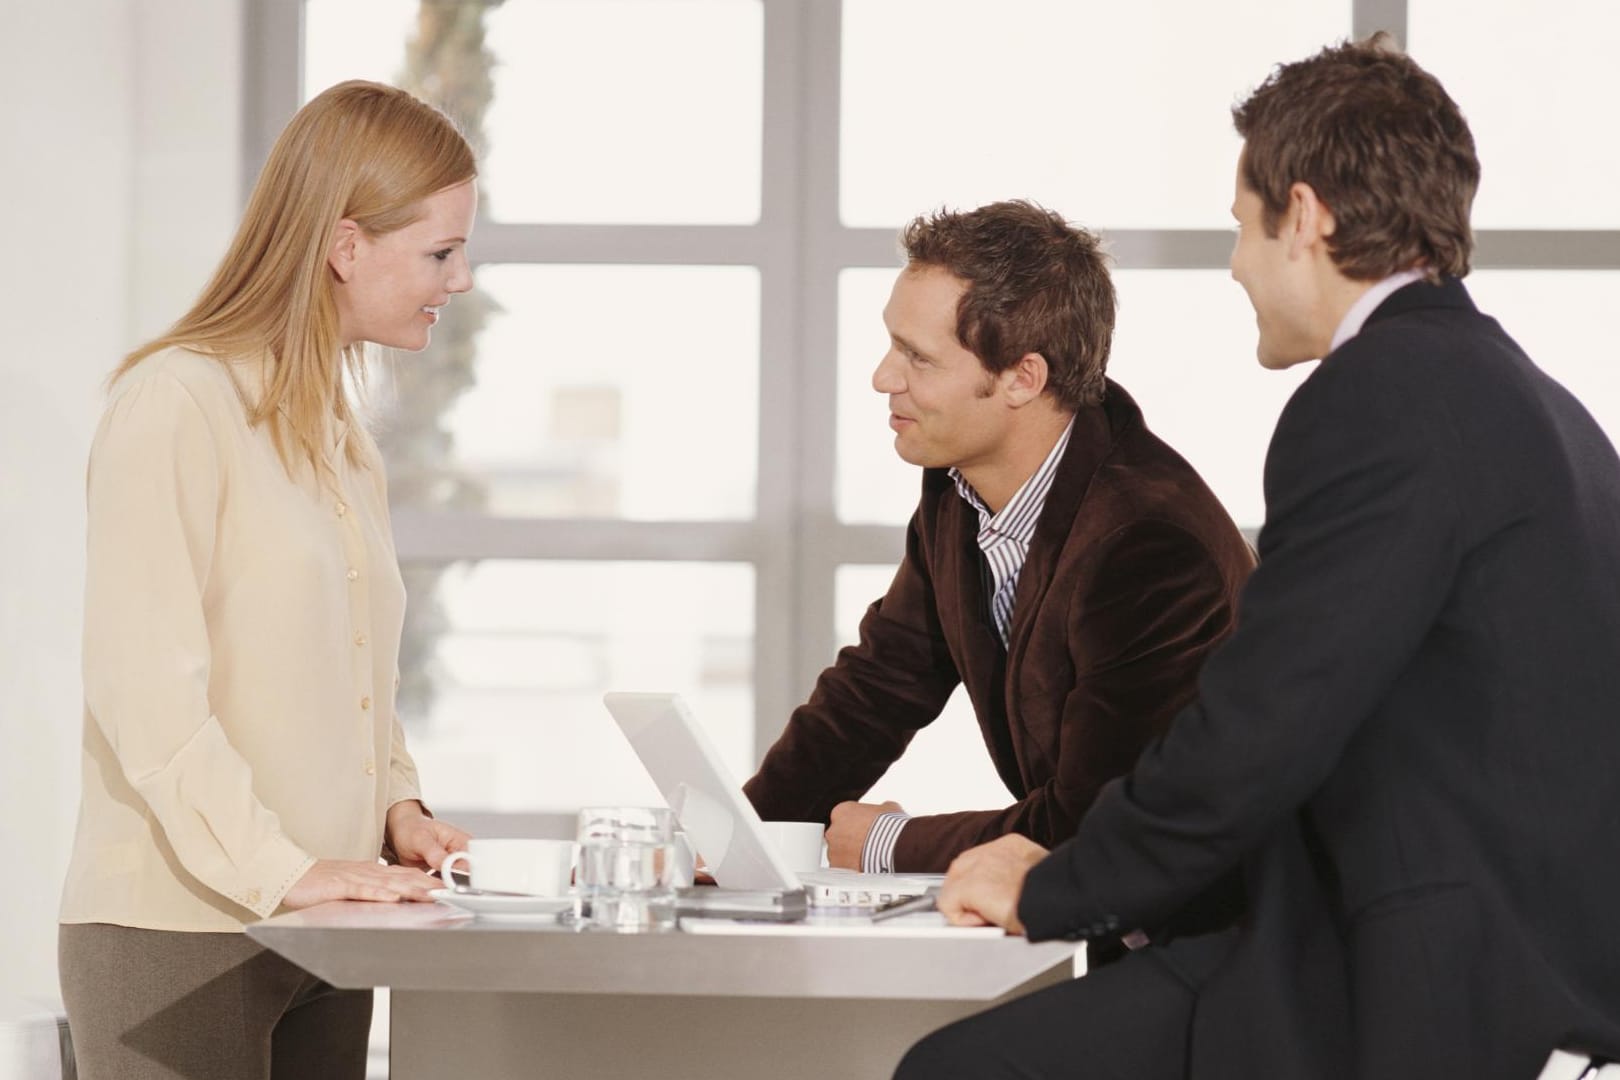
[575,806,679,932]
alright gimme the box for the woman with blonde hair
[58,80,476,1079]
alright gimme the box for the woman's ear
[328,219,362,283]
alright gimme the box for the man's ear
[1002,351,1049,407]
[328,219,362,283]
[1285,181,1336,260]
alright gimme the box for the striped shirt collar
[950,418,1075,644]
[950,418,1075,551]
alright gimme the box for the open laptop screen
[603,692,804,892]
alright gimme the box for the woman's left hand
[385,800,471,872]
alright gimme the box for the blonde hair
[117,80,476,474]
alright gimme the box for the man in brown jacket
[744,200,1254,875]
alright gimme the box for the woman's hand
[280,859,439,909]
[385,799,471,872]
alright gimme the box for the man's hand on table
[826,799,904,869]
[937,834,1049,935]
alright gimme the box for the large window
[255,0,1620,824]
[839,0,1346,228]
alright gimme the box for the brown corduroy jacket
[745,380,1254,872]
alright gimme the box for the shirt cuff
[1017,845,1119,943]
[234,833,316,920]
[861,811,911,873]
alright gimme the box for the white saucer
[430,888,574,920]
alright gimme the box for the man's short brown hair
[1233,34,1480,281]
[900,200,1115,411]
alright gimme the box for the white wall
[0,0,243,999]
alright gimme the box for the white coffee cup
[439,838,576,897]
[760,821,826,873]
[670,830,697,888]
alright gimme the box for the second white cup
[440,838,576,897]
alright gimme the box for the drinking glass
[575,806,678,932]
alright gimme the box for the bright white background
[5,0,1617,1008]
[839,0,1346,228]
[2,0,246,1004]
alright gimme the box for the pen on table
[869,888,940,922]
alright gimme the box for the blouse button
[335,502,348,517]
[360,696,372,711]
[346,568,359,582]
[354,633,368,647]
[364,760,377,776]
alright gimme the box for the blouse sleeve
[82,372,314,918]
[386,666,425,812]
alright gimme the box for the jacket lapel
[1003,381,1131,680]
[941,487,1003,680]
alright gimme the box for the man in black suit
[897,35,1620,1080]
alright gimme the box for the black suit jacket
[1021,279,1620,1078]
[747,381,1254,872]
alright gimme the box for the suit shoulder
[1093,422,1244,540]
[1296,304,1544,449]
[1320,304,1506,392]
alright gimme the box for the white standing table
[248,900,1079,1079]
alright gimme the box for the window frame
[248,0,1620,826]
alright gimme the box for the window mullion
[786,0,851,731]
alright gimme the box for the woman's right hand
[280,858,439,910]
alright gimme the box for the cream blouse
[60,347,423,932]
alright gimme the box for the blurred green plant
[383,0,506,728]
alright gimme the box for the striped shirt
[861,419,1076,873]
[949,419,1075,647]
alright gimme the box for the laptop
[602,692,941,910]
